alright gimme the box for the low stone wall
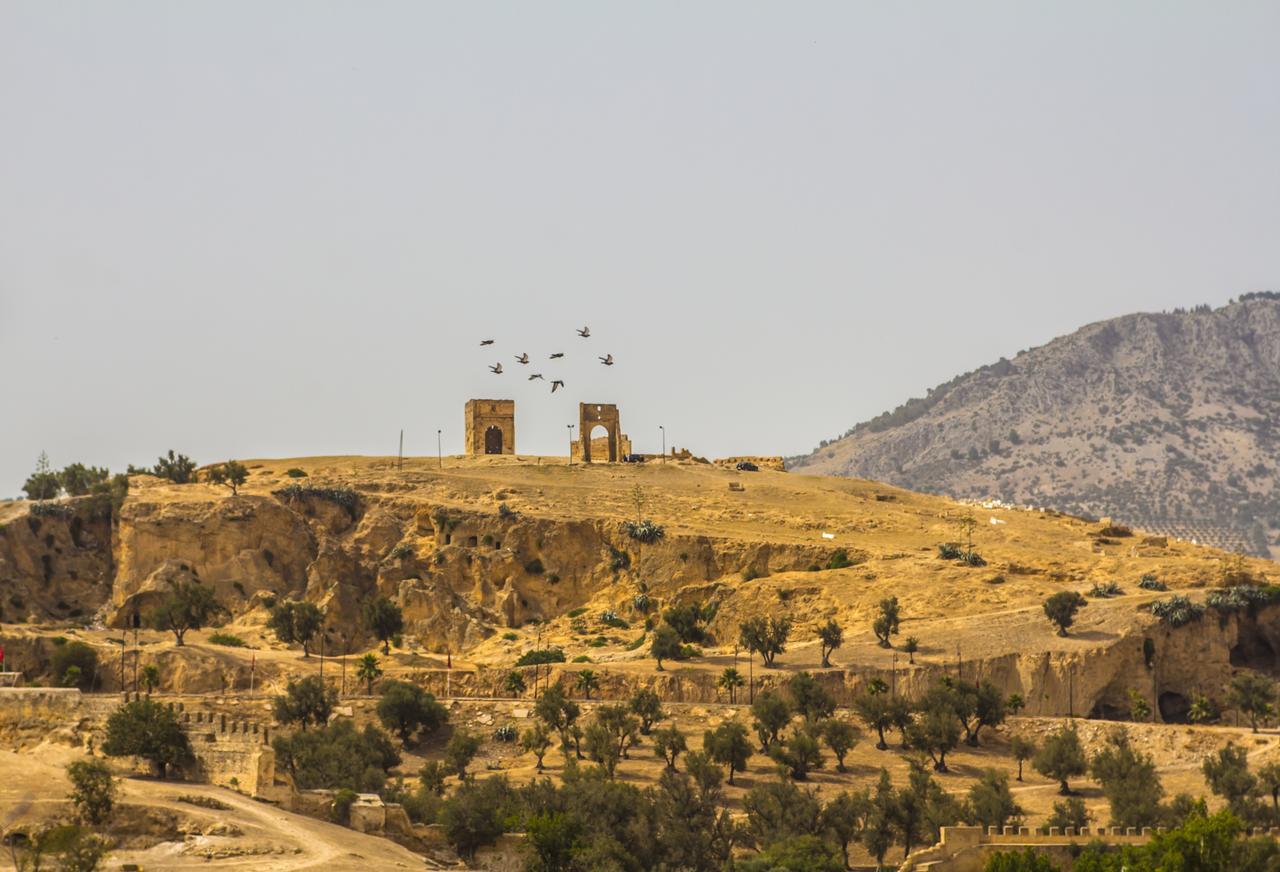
[899,824,1280,871]
[712,456,786,471]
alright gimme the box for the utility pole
[320,630,326,684]
[437,429,443,470]
[567,424,575,466]
[398,429,404,472]
[659,425,665,463]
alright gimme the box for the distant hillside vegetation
[789,293,1280,558]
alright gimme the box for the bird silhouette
[551,380,565,393]
[599,354,614,366]
[577,326,590,338]
[528,373,544,381]
[489,363,503,374]
[549,352,564,359]
[515,353,530,364]
[480,339,494,346]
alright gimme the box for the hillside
[789,294,1280,558]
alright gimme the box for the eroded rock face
[0,505,114,622]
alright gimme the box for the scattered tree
[817,619,843,668]
[651,623,683,671]
[376,679,447,744]
[820,719,861,772]
[356,653,383,695]
[152,450,198,484]
[1089,728,1165,828]
[51,641,98,691]
[521,724,553,772]
[147,579,226,646]
[1010,735,1036,781]
[502,669,526,698]
[438,777,511,862]
[704,721,753,784]
[904,636,919,664]
[653,724,687,770]
[574,669,599,700]
[362,596,404,654]
[751,690,794,753]
[907,691,962,772]
[770,727,825,780]
[205,460,249,495]
[534,684,581,757]
[628,688,663,734]
[1043,797,1091,834]
[23,452,62,500]
[788,671,836,722]
[718,667,745,704]
[872,597,901,647]
[1228,672,1277,733]
[739,616,791,668]
[140,664,160,695]
[268,600,325,657]
[661,602,716,644]
[274,676,337,730]
[1043,591,1087,637]
[967,768,1023,830]
[1033,723,1088,794]
[102,698,192,777]
[444,730,484,780]
[66,759,116,827]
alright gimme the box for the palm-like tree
[356,653,382,695]
[575,670,599,700]
[140,664,160,695]
[718,667,744,704]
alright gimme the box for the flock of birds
[480,326,613,394]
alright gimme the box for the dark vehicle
[623,454,647,463]
[736,461,759,472]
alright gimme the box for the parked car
[623,454,647,463]
[736,461,759,472]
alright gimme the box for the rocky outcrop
[0,502,114,622]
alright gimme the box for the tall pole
[120,632,126,696]
[398,429,404,472]
[659,425,665,462]
[437,429,442,470]
[748,650,754,704]
[340,634,347,697]
[567,424,575,466]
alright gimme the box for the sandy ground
[0,746,424,872]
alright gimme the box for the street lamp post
[567,424,575,466]
[659,425,665,462]
[437,429,442,470]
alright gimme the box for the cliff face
[789,296,1280,558]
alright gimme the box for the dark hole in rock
[1158,691,1191,724]
[1231,631,1277,672]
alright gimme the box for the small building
[465,399,516,456]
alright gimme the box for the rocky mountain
[789,293,1280,558]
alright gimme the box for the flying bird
[549,352,564,359]
[528,373,544,381]
[551,380,565,393]
[489,363,503,374]
[577,326,590,338]
[599,354,614,366]
[479,339,494,346]
[515,353,530,364]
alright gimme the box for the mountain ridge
[789,293,1280,557]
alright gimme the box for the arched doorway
[484,426,504,455]
[587,425,611,463]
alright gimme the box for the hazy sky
[2,2,1278,495]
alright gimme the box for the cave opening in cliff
[1088,698,1128,720]
[1158,691,1191,723]
[1231,626,1278,672]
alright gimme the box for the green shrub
[1137,574,1166,591]
[501,632,518,641]
[572,654,592,663]
[273,484,360,516]
[1088,581,1123,598]
[515,649,566,667]
[331,788,358,824]
[208,632,248,648]
[600,610,629,629]
[567,607,588,618]
[622,520,665,544]
[285,468,308,478]
[1150,595,1205,627]
[826,549,854,569]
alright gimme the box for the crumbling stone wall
[465,400,516,456]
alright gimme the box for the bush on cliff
[102,698,192,778]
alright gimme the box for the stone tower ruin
[465,399,516,455]
[574,402,632,462]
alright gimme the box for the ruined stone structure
[165,698,276,796]
[465,399,516,456]
[573,403,632,463]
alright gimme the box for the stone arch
[576,403,631,463]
